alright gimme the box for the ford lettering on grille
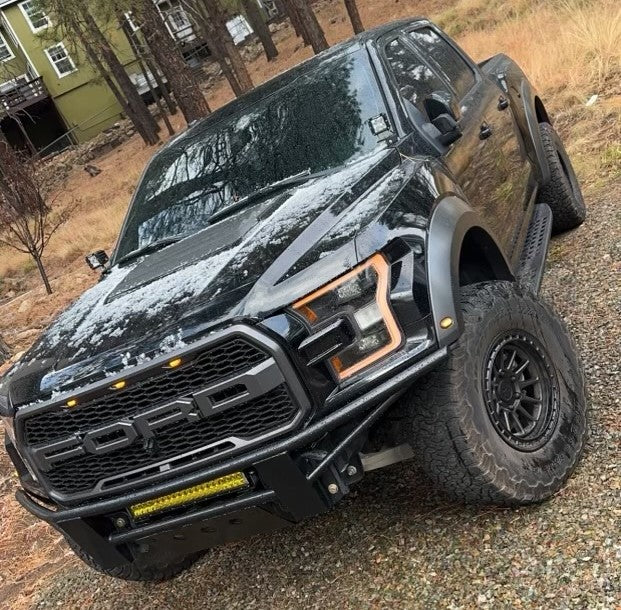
[32,358,284,472]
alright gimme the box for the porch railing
[0,76,48,114]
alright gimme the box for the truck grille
[24,338,265,445]
[20,332,306,499]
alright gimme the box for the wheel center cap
[497,379,515,403]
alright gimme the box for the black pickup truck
[0,19,587,581]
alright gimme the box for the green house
[0,0,148,154]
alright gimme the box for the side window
[384,38,446,115]
[408,28,475,99]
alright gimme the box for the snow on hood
[29,148,391,362]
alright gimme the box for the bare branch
[0,136,68,294]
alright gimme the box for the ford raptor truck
[0,19,587,581]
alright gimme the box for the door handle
[479,123,492,140]
[498,96,509,111]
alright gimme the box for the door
[384,27,528,255]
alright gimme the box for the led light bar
[129,472,249,518]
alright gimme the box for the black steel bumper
[16,347,447,570]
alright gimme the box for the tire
[537,121,586,234]
[401,281,587,506]
[65,536,205,581]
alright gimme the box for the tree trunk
[137,53,175,136]
[281,0,309,45]
[74,22,157,145]
[33,253,52,295]
[118,13,175,135]
[79,10,160,145]
[343,0,364,34]
[139,0,211,123]
[118,11,178,115]
[288,0,327,53]
[200,0,254,93]
[241,0,278,61]
[191,0,243,96]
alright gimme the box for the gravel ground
[28,182,621,610]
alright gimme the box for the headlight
[293,254,402,380]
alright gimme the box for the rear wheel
[537,121,586,234]
[65,536,205,581]
[401,281,587,505]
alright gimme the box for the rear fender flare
[521,80,551,185]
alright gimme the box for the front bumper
[17,347,447,570]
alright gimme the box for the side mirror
[423,91,462,146]
[432,114,462,146]
[86,250,109,271]
[423,90,460,122]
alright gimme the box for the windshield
[114,49,390,261]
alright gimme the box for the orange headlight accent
[293,254,402,380]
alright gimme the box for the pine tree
[241,0,278,61]
[136,0,211,124]
[343,0,364,34]
[287,0,327,54]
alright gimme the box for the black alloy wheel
[484,332,559,451]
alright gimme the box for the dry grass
[454,0,621,97]
[448,0,621,182]
[0,453,71,610]
[1,0,619,286]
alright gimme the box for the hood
[5,148,413,405]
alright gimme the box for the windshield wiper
[207,169,320,226]
[115,236,184,266]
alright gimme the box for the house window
[45,43,76,78]
[166,7,191,32]
[19,0,50,32]
[0,33,14,62]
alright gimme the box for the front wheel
[401,281,587,506]
[65,536,205,581]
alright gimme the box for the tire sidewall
[538,122,586,233]
[546,125,584,206]
[458,284,586,490]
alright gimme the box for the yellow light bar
[129,472,249,519]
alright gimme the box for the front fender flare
[426,196,512,347]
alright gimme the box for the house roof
[0,0,20,9]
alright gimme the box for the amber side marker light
[440,317,454,329]
[130,472,249,519]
